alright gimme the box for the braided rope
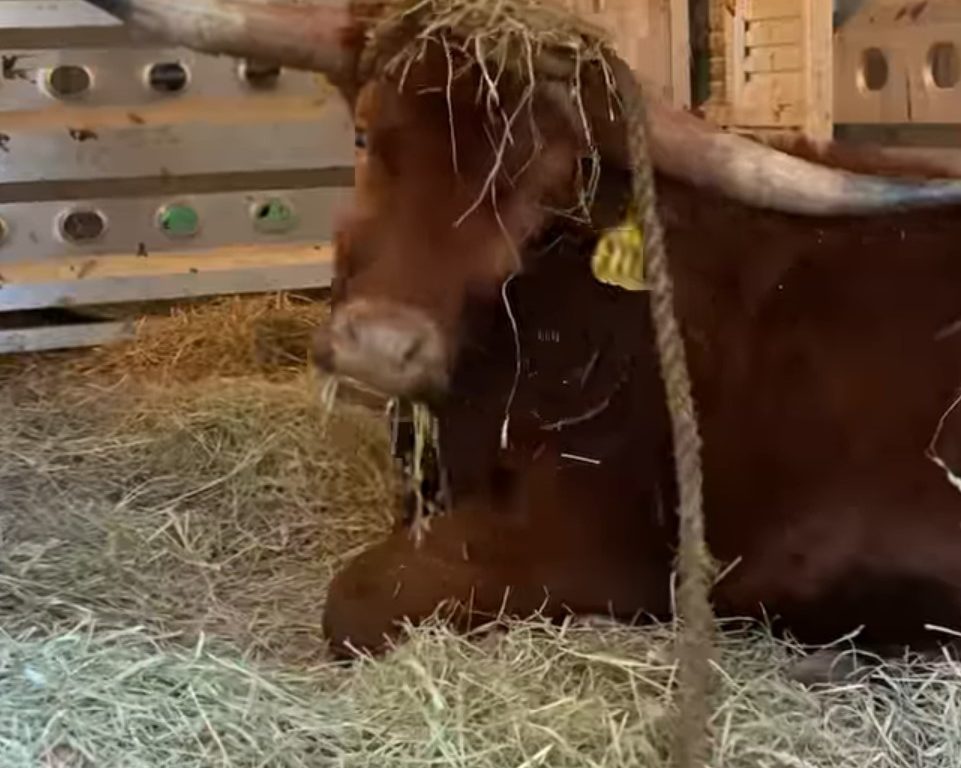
[355,14,716,761]
[620,76,718,768]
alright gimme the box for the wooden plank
[708,0,731,105]
[727,104,803,125]
[0,1,157,48]
[744,0,802,21]
[0,319,135,354]
[730,0,748,115]
[0,187,352,260]
[572,0,651,39]
[671,0,693,108]
[742,45,802,73]
[0,47,325,112]
[730,69,804,125]
[0,243,335,312]
[740,71,804,103]
[745,17,801,46]
[0,101,353,185]
[802,0,833,141]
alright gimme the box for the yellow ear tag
[591,212,648,292]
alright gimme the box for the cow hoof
[323,525,483,658]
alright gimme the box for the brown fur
[319,49,961,660]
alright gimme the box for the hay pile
[1,294,959,767]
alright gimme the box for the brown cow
[88,1,961,673]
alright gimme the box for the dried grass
[1,294,959,767]
[363,0,618,218]
[365,0,612,69]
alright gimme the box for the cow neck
[390,215,661,528]
[445,221,650,479]
[499,230,646,461]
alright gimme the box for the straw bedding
[1,294,959,767]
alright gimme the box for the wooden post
[567,0,689,106]
[803,0,834,141]
[707,0,730,105]
[706,0,834,140]
[671,0,694,108]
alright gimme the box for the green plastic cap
[158,203,200,237]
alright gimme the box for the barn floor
[1,294,958,768]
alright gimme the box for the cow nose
[315,299,448,397]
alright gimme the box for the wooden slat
[0,319,135,354]
[0,243,335,312]
[0,47,324,112]
[742,46,802,73]
[734,71,804,125]
[744,0,802,21]
[745,18,801,46]
[728,102,803,126]
[802,0,833,141]
[670,0,692,108]
[0,99,352,185]
[0,186,351,259]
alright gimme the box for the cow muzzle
[313,299,449,398]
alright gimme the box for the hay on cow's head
[361,0,622,218]
[364,0,612,73]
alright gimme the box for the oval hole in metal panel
[928,43,960,90]
[60,210,106,243]
[147,61,190,93]
[251,197,298,234]
[859,47,888,92]
[47,65,92,98]
[240,59,282,90]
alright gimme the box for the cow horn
[643,97,961,215]
[595,59,961,216]
[82,0,363,84]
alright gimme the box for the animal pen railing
[701,0,961,146]
[6,0,959,355]
[0,0,353,353]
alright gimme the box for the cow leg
[322,503,552,658]
[322,528,480,658]
[323,480,671,656]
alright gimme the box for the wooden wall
[561,0,693,108]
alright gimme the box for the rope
[356,15,716,763]
[619,72,718,768]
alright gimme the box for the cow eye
[354,130,367,150]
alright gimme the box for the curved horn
[757,133,961,181]
[644,98,961,215]
[589,58,961,215]
[83,0,363,84]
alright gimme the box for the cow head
[318,45,618,397]
[85,0,961,400]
